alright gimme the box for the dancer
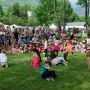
[31,49,42,68]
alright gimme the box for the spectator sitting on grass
[40,60,56,81]
[0,49,8,68]
[51,55,68,66]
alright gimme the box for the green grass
[0,53,90,90]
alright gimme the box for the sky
[69,0,77,4]
[69,0,77,5]
[69,0,85,16]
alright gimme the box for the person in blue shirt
[40,60,56,81]
[1,35,5,45]
[25,36,30,44]
[8,33,12,46]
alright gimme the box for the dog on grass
[0,49,8,68]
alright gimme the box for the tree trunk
[86,0,90,38]
[52,0,58,25]
[87,0,89,16]
[85,0,88,33]
[63,0,66,31]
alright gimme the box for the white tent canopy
[65,22,86,30]
[11,24,21,28]
[49,24,57,30]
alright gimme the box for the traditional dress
[53,40,60,52]
[32,56,41,68]
[53,38,60,56]
[66,40,73,53]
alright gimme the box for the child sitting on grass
[52,56,68,66]
[11,45,17,54]
[40,60,56,81]
[18,46,24,54]
[0,49,8,67]
[31,49,42,68]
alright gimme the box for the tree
[0,16,10,24]
[36,0,53,25]
[36,0,79,26]
[51,0,58,25]
[12,2,20,17]
[19,4,31,18]
[0,4,4,16]
[77,0,90,32]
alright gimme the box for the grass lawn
[0,53,90,90]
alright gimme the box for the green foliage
[19,5,30,18]
[12,2,20,17]
[0,16,10,24]
[0,2,38,26]
[0,0,86,26]
[0,4,4,16]
[0,0,40,26]
[36,0,80,25]
[87,17,90,25]
[27,17,40,26]
[77,0,87,6]
[77,0,89,26]
[36,0,53,25]
[56,0,80,23]
[0,0,40,8]
[69,13,80,22]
